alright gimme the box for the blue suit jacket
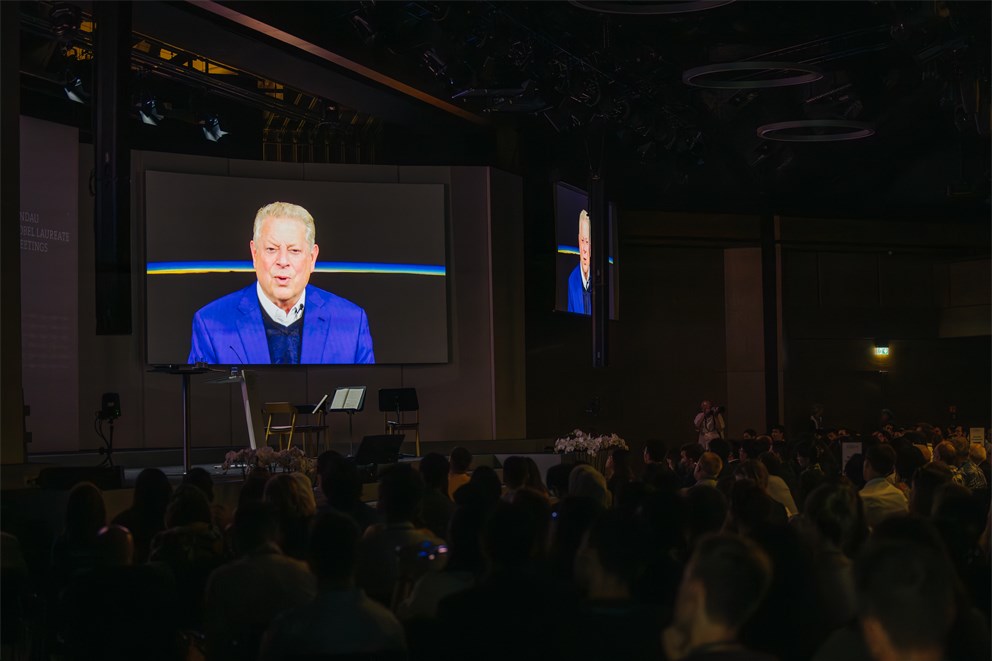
[567,265,591,315]
[188,284,375,364]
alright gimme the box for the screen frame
[140,171,453,367]
[551,179,620,320]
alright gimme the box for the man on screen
[566,209,592,315]
[188,202,374,364]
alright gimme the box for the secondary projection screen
[145,172,448,365]
[553,181,619,319]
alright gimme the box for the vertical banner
[20,116,79,452]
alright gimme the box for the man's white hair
[253,202,316,248]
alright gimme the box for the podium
[149,365,211,474]
[149,365,261,473]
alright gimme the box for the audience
[204,501,316,661]
[447,446,473,500]
[690,451,722,489]
[316,450,378,532]
[149,484,225,628]
[10,408,992,661]
[662,533,775,661]
[418,452,454,539]
[859,444,908,529]
[262,472,316,560]
[356,464,444,606]
[51,482,107,589]
[112,467,172,563]
[260,511,406,660]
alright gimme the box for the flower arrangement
[553,429,629,457]
[222,446,316,478]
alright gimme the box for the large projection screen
[145,172,448,365]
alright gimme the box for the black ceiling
[19,1,991,220]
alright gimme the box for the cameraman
[693,400,726,450]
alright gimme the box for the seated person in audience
[931,483,991,615]
[679,442,705,488]
[522,456,549,497]
[204,501,316,661]
[149,484,225,629]
[893,444,926,495]
[546,462,576,501]
[357,464,444,606]
[800,482,863,631]
[567,511,663,661]
[662,533,775,661]
[951,435,988,490]
[58,525,183,661]
[260,512,406,660]
[437,499,573,661]
[683,484,728,552]
[757,452,798,517]
[605,447,634,500]
[970,443,990,485]
[859,444,908,529]
[569,464,612,509]
[398,501,486,620]
[458,465,503,509]
[112,467,172,564]
[933,440,963,484]
[794,441,827,510]
[690,451,723,490]
[739,435,771,462]
[447,446,473,499]
[642,439,666,466]
[547,495,604,586]
[500,455,528,502]
[51,482,107,591]
[263,473,316,560]
[418,452,454,539]
[706,438,732,476]
[317,451,378,532]
[854,532,957,661]
[908,462,953,516]
[724,479,787,536]
[185,467,231,532]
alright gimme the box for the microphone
[229,345,247,366]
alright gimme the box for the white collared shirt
[256,282,305,327]
[581,269,590,291]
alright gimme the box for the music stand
[378,388,420,455]
[328,386,367,455]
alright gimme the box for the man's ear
[860,616,894,661]
[310,242,319,267]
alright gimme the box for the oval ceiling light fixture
[570,1,735,15]
[757,119,875,142]
[683,61,823,89]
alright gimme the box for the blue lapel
[235,286,270,363]
[300,285,328,364]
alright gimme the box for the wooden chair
[263,402,298,451]
[262,402,326,456]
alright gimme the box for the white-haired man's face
[578,211,591,280]
[250,215,319,312]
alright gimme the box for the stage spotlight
[64,75,88,104]
[138,98,164,126]
[201,115,228,142]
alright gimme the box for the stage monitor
[144,172,448,365]
[552,181,619,319]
